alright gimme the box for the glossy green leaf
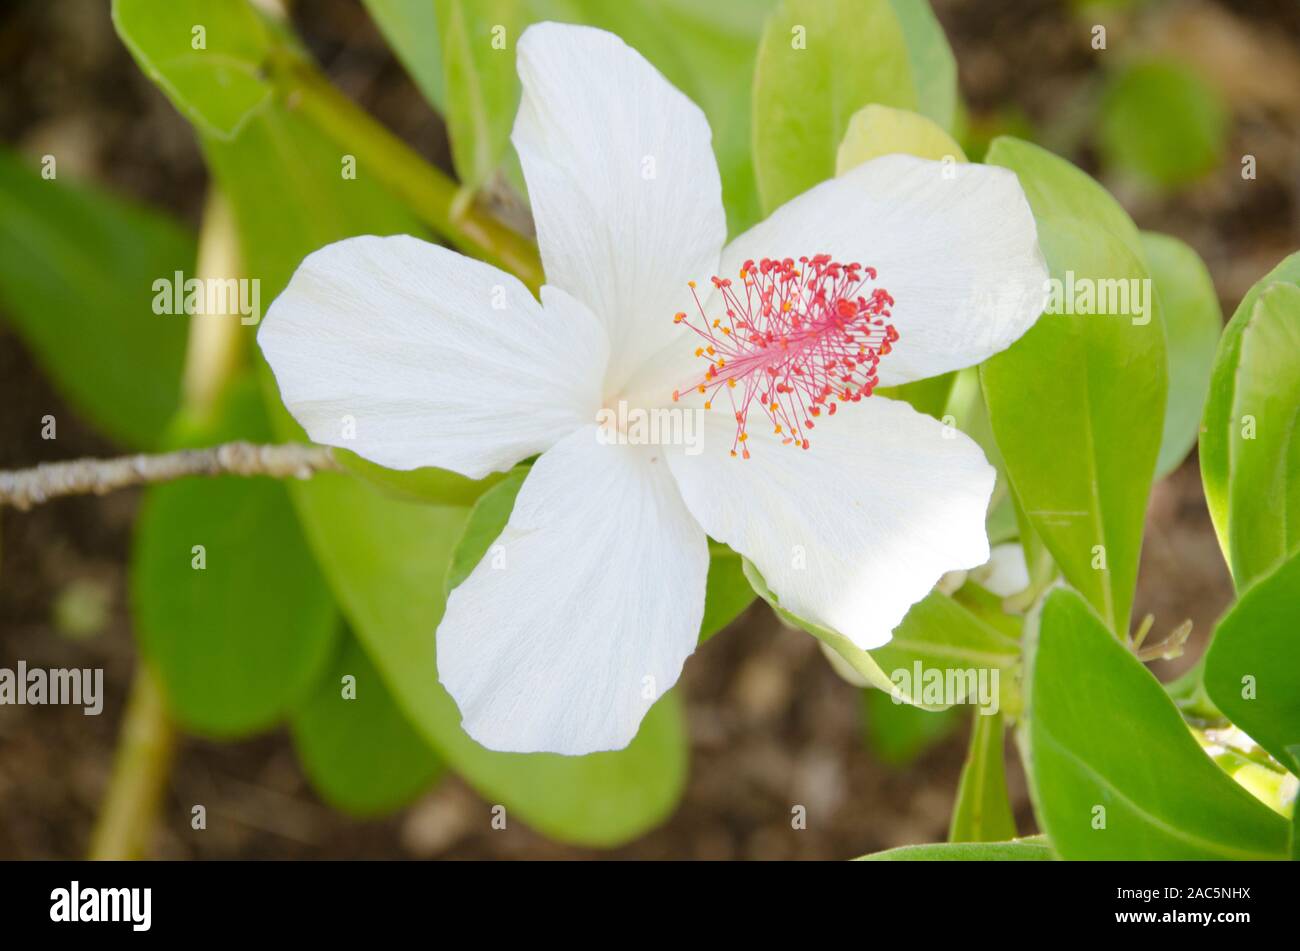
[197,76,688,845]
[753,0,915,213]
[1098,60,1227,188]
[862,690,962,767]
[1021,588,1289,859]
[982,138,1167,634]
[949,710,1017,842]
[112,0,275,139]
[1201,252,1300,580]
[1215,283,1300,587]
[1141,232,1222,478]
[131,381,338,737]
[447,467,753,641]
[1204,549,1300,773]
[0,148,190,448]
[886,0,958,132]
[291,633,444,816]
[858,836,1053,861]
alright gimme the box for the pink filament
[672,254,897,458]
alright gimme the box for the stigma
[671,255,896,458]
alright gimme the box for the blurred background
[0,0,1298,859]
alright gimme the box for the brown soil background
[0,0,1297,860]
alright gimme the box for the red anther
[673,254,896,456]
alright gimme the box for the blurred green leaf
[1098,60,1227,188]
[862,690,961,766]
[132,380,338,737]
[1205,549,1300,773]
[447,467,753,642]
[858,836,1052,861]
[112,0,275,139]
[886,0,958,132]
[1141,232,1222,478]
[1021,588,1288,859]
[0,148,190,448]
[982,138,1166,635]
[949,710,1017,842]
[291,633,444,816]
[753,0,916,213]
[1201,252,1300,581]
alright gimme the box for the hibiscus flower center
[671,254,897,458]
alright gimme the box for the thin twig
[0,441,342,510]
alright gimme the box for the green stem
[271,54,545,292]
[88,665,177,860]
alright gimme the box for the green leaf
[291,633,444,816]
[1204,549,1300,774]
[399,0,776,232]
[982,138,1167,634]
[360,0,446,113]
[836,104,965,171]
[1141,232,1223,478]
[949,710,1017,842]
[744,560,1019,709]
[112,0,275,140]
[447,468,753,642]
[752,0,916,213]
[0,148,191,448]
[1098,60,1227,188]
[862,690,962,766]
[886,0,958,132]
[444,467,530,595]
[1201,252,1300,580]
[698,545,756,642]
[435,0,528,196]
[1217,283,1300,588]
[131,381,338,737]
[984,136,1143,258]
[857,836,1053,861]
[198,81,687,845]
[1021,588,1289,859]
[335,448,505,507]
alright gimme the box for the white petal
[513,22,726,395]
[667,396,995,650]
[437,425,708,754]
[258,234,608,479]
[720,154,1048,387]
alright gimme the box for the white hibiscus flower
[259,22,1048,755]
